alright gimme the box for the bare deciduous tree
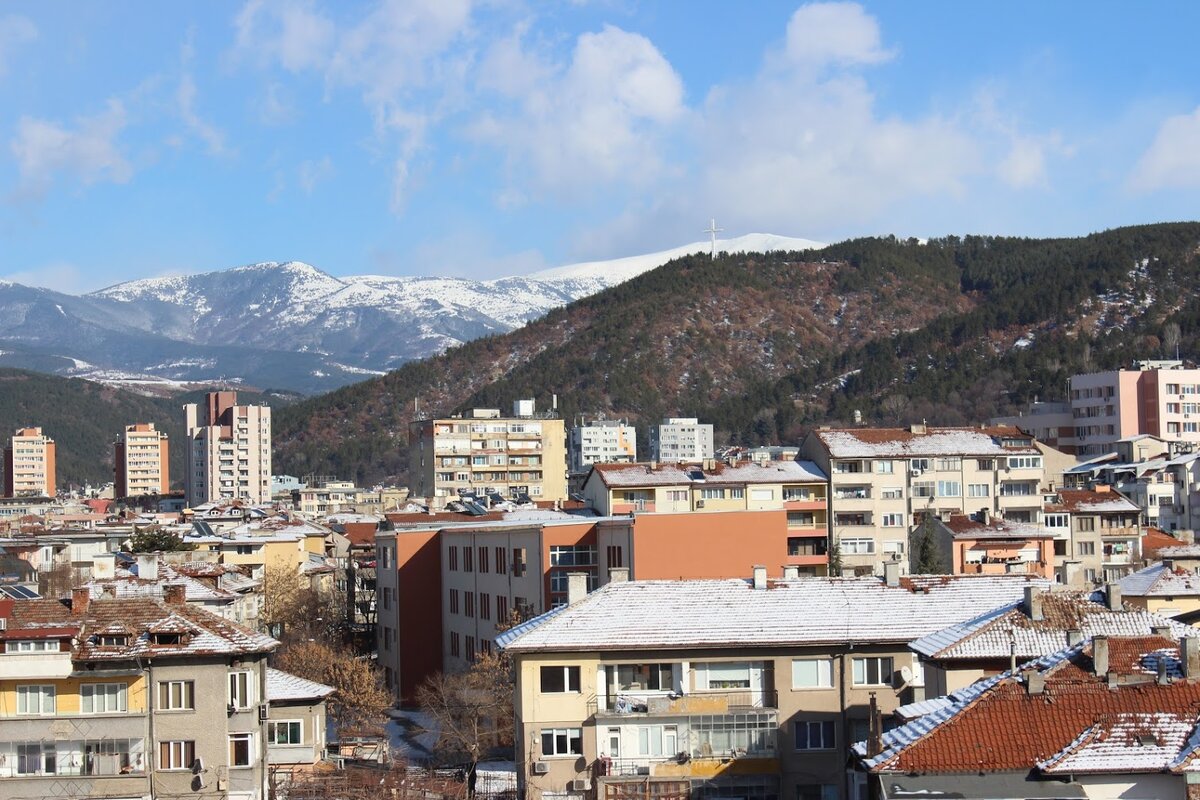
[275,640,392,737]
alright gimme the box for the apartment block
[497,571,1045,800]
[569,419,637,474]
[376,507,837,703]
[114,422,169,498]
[4,427,55,498]
[801,426,1055,576]
[1070,359,1200,456]
[929,513,1056,579]
[184,391,272,507]
[408,401,568,502]
[0,586,288,799]
[649,418,714,463]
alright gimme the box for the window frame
[81,682,128,714]
[851,656,894,687]
[228,733,254,768]
[158,680,196,711]
[229,671,254,710]
[158,740,195,771]
[791,658,834,690]
[16,684,56,716]
[539,665,582,694]
[793,720,836,751]
[540,727,584,757]
[268,720,303,745]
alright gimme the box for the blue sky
[2,1,1200,291]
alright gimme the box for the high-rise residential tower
[184,391,271,506]
[114,423,170,498]
[4,427,55,497]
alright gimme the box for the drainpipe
[841,648,850,800]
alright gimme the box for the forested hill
[270,222,1200,486]
[0,370,294,490]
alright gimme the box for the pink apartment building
[1071,360,1200,456]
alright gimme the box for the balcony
[613,501,656,514]
[1,651,73,680]
[597,754,779,780]
[590,689,777,719]
[1099,526,1141,539]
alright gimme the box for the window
[607,545,624,569]
[841,538,875,555]
[617,663,674,691]
[478,546,489,573]
[158,680,195,711]
[1007,456,1043,470]
[976,459,994,471]
[17,685,56,715]
[448,546,458,571]
[881,487,903,499]
[1077,517,1095,532]
[637,724,679,757]
[912,481,935,498]
[794,720,836,750]
[549,545,597,567]
[82,683,127,714]
[229,733,253,767]
[968,483,990,498]
[881,513,904,527]
[1044,513,1069,529]
[788,511,816,528]
[834,460,863,473]
[874,460,894,474]
[229,671,253,709]
[513,547,527,576]
[1078,541,1096,556]
[6,639,58,652]
[18,742,56,775]
[497,595,509,623]
[788,537,826,557]
[540,666,581,693]
[269,720,302,745]
[667,489,688,502]
[465,636,475,662]
[480,593,491,621]
[463,547,473,572]
[730,488,746,500]
[495,546,506,574]
[464,591,475,618]
[910,458,931,472]
[449,589,459,614]
[937,480,961,497]
[540,728,583,757]
[792,659,833,689]
[701,488,725,500]
[797,786,838,800]
[936,457,961,471]
[450,632,460,658]
[852,657,894,686]
[698,662,751,689]
[158,740,195,771]
[783,486,813,500]
[882,540,906,556]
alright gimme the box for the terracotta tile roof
[1145,530,1193,560]
[589,459,826,489]
[1,594,276,660]
[862,637,1200,775]
[1053,488,1141,515]
[941,514,1054,540]
[1038,712,1197,773]
[911,591,1194,662]
[814,426,1039,458]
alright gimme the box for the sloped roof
[1053,488,1141,515]
[266,667,334,702]
[911,590,1194,662]
[498,575,1049,653]
[860,636,1200,775]
[1121,563,1200,598]
[1158,544,1200,560]
[941,515,1054,540]
[1,594,276,660]
[588,459,826,489]
[83,562,237,603]
[812,426,1039,458]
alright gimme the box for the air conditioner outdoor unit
[909,468,921,476]
[258,704,269,722]
[696,500,705,508]
[533,761,550,775]
[191,757,205,774]
[569,779,592,791]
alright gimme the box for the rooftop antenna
[704,218,723,259]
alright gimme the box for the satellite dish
[899,666,914,684]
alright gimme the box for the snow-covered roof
[498,575,1049,653]
[1038,713,1198,774]
[589,459,826,489]
[266,667,334,702]
[813,426,1039,459]
[1159,545,1200,559]
[910,590,1194,662]
[1121,563,1200,598]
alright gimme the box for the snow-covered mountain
[0,233,823,394]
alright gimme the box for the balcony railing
[589,689,777,718]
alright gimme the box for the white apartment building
[4,426,55,498]
[115,422,169,497]
[569,419,637,473]
[649,418,714,463]
[801,425,1055,576]
[184,391,272,507]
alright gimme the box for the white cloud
[1130,106,1200,191]
[233,0,334,72]
[0,14,36,78]
[298,156,334,194]
[782,2,892,70]
[472,24,686,198]
[177,73,229,156]
[10,100,133,195]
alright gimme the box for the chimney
[72,587,91,616]
[867,692,883,757]
[1183,637,1200,680]
[1158,658,1170,685]
[1092,635,1109,677]
[92,553,116,580]
[1025,670,1046,696]
[979,508,990,525]
[752,565,768,590]
[1105,583,1122,611]
[137,553,159,582]
[1181,530,1196,545]
[1067,629,1083,646]
[782,565,800,580]
[1152,625,1173,638]
[608,567,629,584]
[883,560,900,588]
[1024,586,1044,621]
[567,572,589,605]
[163,583,186,607]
